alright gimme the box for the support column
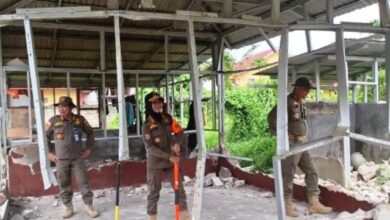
[136,73,140,135]
[66,72,70,96]
[187,20,207,220]
[304,3,312,52]
[211,75,216,130]
[0,29,7,154]
[336,28,351,187]
[364,73,368,103]
[315,59,320,102]
[373,58,379,103]
[114,16,129,161]
[327,0,334,24]
[23,18,57,189]
[100,31,107,138]
[27,71,33,142]
[272,0,280,23]
[386,31,390,134]
[274,28,289,220]
[213,37,225,151]
[179,83,183,126]
[165,35,170,113]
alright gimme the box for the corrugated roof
[0,0,378,88]
[256,36,386,83]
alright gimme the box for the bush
[227,136,276,173]
[225,87,276,143]
[108,113,119,129]
[205,131,219,150]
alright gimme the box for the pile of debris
[202,167,246,189]
[295,153,390,205]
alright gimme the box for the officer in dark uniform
[142,92,190,220]
[46,96,99,219]
[268,77,332,217]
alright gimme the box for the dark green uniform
[143,114,187,215]
[268,94,320,197]
[46,114,95,205]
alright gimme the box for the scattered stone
[258,192,273,198]
[351,152,368,170]
[51,199,59,207]
[203,173,216,187]
[183,176,192,185]
[373,204,390,220]
[221,177,233,183]
[234,180,245,187]
[358,162,379,181]
[224,181,233,189]
[211,177,224,187]
[218,167,232,179]
[22,208,39,219]
[94,191,106,198]
[10,214,24,220]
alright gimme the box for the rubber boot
[84,204,99,218]
[147,214,157,220]
[285,196,299,217]
[180,210,191,220]
[62,203,74,219]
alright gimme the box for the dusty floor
[7,181,361,220]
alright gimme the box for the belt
[289,135,307,144]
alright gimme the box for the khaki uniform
[268,94,320,197]
[46,114,95,205]
[143,114,187,215]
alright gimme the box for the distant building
[230,50,278,87]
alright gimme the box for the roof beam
[7,21,217,39]
[202,0,266,6]
[0,0,34,14]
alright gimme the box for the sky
[228,3,380,62]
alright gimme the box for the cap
[55,96,76,108]
[148,92,164,103]
[292,77,315,89]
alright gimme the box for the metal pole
[373,58,379,103]
[23,18,57,189]
[100,31,107,137]
[136,73,140,135]
[386,31,390,134]
[304,4,312,52]
[274,28,289,220]
[27,71,33,142]
[179,83,183,126]
[171,74,175,116]
[364,73,368,102]
[315,59,320,102]
[271,0,280,23]
[165,35,170,113]
[114,15,129,161]
[187,20,207,220]
[327,0,334,24]
[336,28,351,187]
[66,72,70,96]
[0,29,7,151]
[212,75,216,130]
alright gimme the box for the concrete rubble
[295,159,390,205]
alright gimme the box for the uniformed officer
[268,77,332,217]
[46,96,99,219]
[143,92,190,220]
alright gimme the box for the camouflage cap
[56,96,76,108]
[292,77,315,89]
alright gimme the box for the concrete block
[211,177,224,187]
[358,162,379,181]
[219,167,232,179]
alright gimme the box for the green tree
[251,58,267,68]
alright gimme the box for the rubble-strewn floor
[8,181,370,220]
